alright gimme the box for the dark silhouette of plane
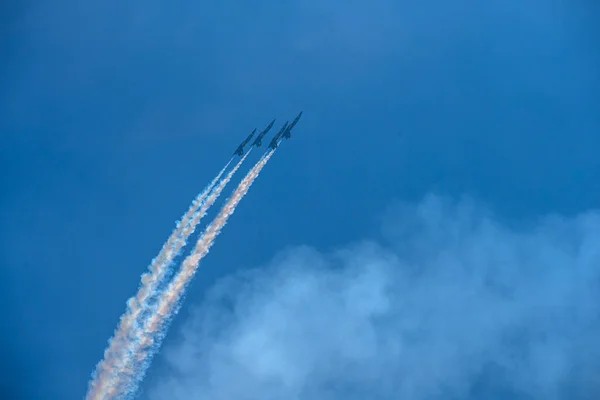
[253,119,276,147]
[281,111,303,139]
[233,129,256,156]
[267,121,289,150]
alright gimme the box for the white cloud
[147,195,600,399]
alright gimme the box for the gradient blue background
[1,1,599,399]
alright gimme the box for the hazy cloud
[147,195,600,400]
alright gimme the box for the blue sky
[1,1,599,399]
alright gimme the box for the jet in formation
[281,111,303,140]
[252,118,276,147]
[233,129,256,156]
[233,113,303,155]
[267,121,289,150]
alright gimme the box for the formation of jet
[252,118,276,147]
[233,129,256,156]
[281,111,303,140]
[232,113,302,155]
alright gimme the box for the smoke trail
[120,160,233,338]
[85,161,229,397]
[86,152,252,400]
[120,149,276,399]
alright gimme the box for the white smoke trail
[119,149,276,399]
[85,161,230,399]
[122,160,233,337]
[87,151,253,400]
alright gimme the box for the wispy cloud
[147,195,600,400]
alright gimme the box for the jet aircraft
[281,111,303,139]
[253,118,276,147]
[267,121,289,150]
[233,129,256,156]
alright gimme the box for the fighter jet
[281,111,303,139]
[233,129,256,156]
[252,118,276,147]
[267,121,289,150]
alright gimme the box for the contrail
[85,162,229,397]
[119,149,276,399]
[85,154,250,400]
[122,160,232,336]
